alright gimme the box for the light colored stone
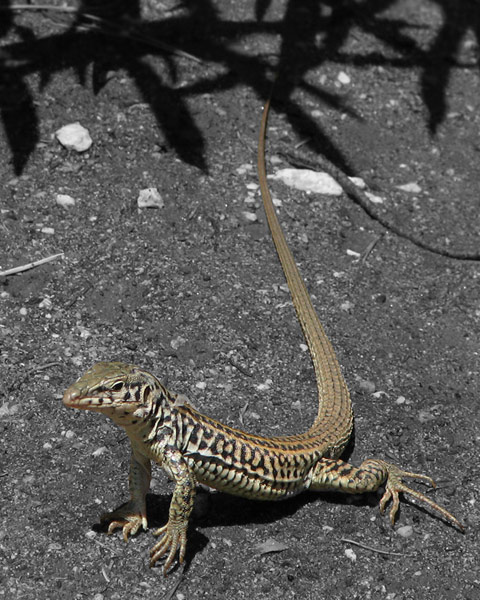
[55,122,92,152]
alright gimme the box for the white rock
[137,187,164,209]
[56,193,76,208]
[243,211,258,222]
[55,122,92,152]
[349,176,366,189]
[337,71,351,84]
[365,191,384,204]
[396,525,414,538]
[272,168,343,196]
[344,548,357,562]
[397,182,421,193]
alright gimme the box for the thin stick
[0,252,64,277]
[340,538,409,557]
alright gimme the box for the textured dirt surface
[1,1,479,599]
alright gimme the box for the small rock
[344,547,357,562]
[358,379,376,393]
[396,525,414,538]
[272,168,342,196]
[92,446,107,457]
[337,71,351,85]
[40,227,55,235]
[137,187,164,209]
[349,176,366,189]
[55,122,92,152]
[243,211,258,222]
[56,194,76,208]
[365,191,384,204]
[396,182,421,193]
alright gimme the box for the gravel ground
[1,2,479,599]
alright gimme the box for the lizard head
[62,362,166,424]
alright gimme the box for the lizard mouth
[62,388,115,410]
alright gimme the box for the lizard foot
[379,461,464,531]
[150,521,188,575]
[100,502,148,542]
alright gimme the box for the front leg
[150,446,197,575]
[101,448,151,540]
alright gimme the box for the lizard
[63,97,464,575]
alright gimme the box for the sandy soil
[1,1,479,599]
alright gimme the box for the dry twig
[0,252,64,277]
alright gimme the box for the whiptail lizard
[63,98,463,575]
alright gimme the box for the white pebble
[243,211,258,222]
[56,194,76,208]
[396,525,413,538]
[397,182,421,193]
[358,379,376,393]
[137,187,164,209]
[337,71,351,85]
[41,227,55,235]
[195,381,207,390]
[344,547,357,562]
[365,191,384,204]
[92,446,107,457]
[272,168,343,196]
[349,176,366,189]
[19,307,28,316]
[55,122,92,152]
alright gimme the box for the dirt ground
[1,1,479,599]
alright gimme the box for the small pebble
[92,446,107,457]
[396,182,421,193]
[358,379,376,393]
[344,547,357,562]
[365,191,384,204]
[337,71,351,85]
[349,176,366,189]
[243,211,258,222]
[55,122,92,152]
[272,168,343,196]
[137,188,164,209]
[56,194,76,208]
[396,525,414,538]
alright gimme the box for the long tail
[257,97,353,456]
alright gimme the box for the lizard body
[63,99,463,575]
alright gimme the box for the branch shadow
[0,0,479,174]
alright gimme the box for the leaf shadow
[0,0,478,175]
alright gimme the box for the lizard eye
[111,382,124,392]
